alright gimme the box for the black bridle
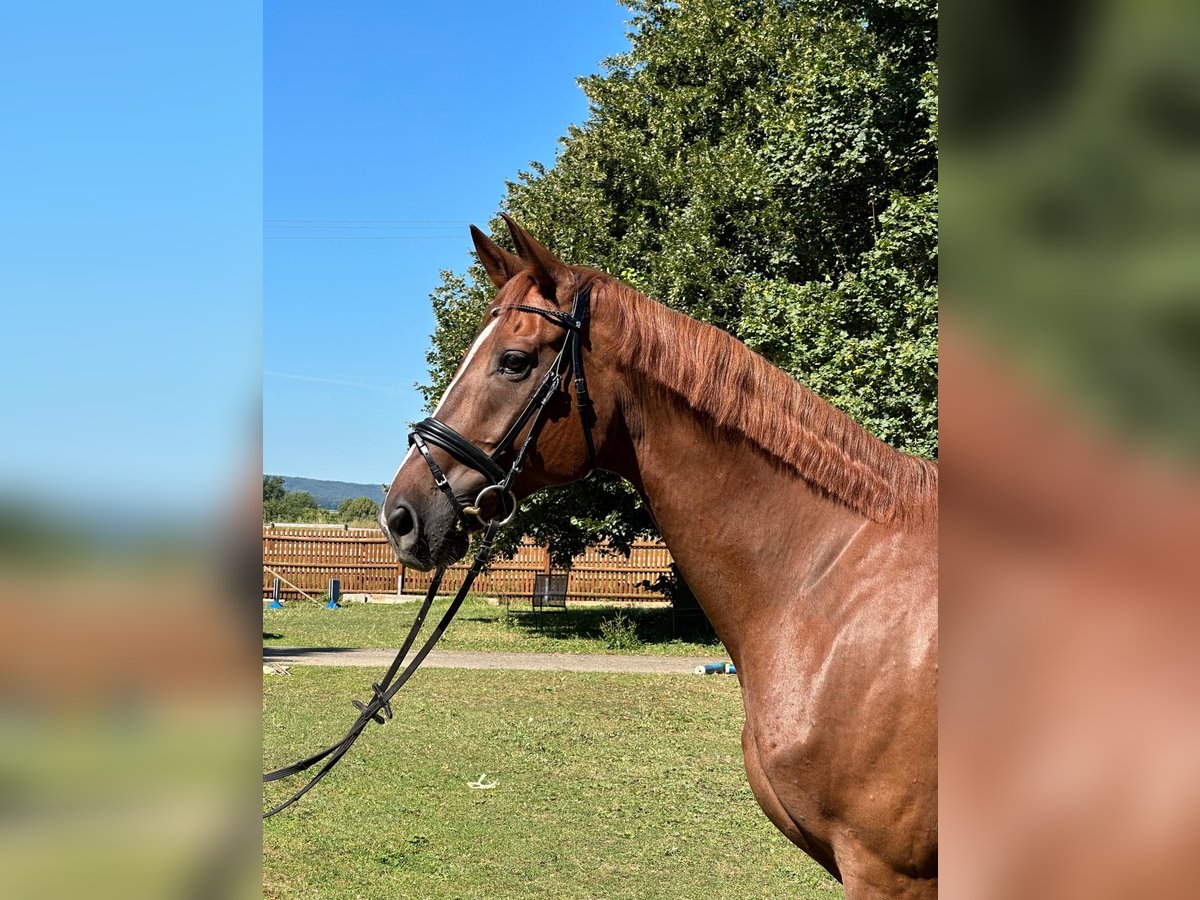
[409,279,595,526]
[263,280,594,818]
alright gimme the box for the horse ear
[470,225,525,289]
[500,213,574,305]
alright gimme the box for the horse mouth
[434,525,470,567]
[389,520,470,571]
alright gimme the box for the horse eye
[499,351,531,375]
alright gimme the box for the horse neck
[602,376,872,660]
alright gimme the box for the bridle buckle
[463,484,519,527]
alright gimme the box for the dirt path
[263,646,727,675]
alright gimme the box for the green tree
[338,496,381,524]
[421,0,937,565]
[263,474,286,504]
[264,489,321,524]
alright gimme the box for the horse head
[381,216,613,570]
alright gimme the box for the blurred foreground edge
[941,0,1200,892]
[940,319,1200,899]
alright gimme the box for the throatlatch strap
[568,285,596,470]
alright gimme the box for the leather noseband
[408,278,595,526]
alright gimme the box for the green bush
[598,612,644,652]
[338,496,380,524]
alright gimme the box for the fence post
[267,577,284,609]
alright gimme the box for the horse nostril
[387,504,415,538]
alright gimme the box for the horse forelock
[596,278,938,526]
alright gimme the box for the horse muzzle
[382,490,468,571]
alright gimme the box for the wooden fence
[262,524,675,603]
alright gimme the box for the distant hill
[277,476,385,510]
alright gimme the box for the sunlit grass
[263,667,842,899]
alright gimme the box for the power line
[265,235,466,240]
[266,224,465,228]
[264,219,473,225]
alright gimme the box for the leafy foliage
[420,0,938,567]
[263,475,286,504]
[263,477,383,525]
[337,496,381,524]
[263,486,322,524]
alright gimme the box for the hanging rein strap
[263,522,499,818]
[264,280,595,818]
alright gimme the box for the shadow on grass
[263,646,363,659]
[262,598,724,654]
[501,604,719,649]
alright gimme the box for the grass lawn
[263,596,725,657]
[264,667,842,899]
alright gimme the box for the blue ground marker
[266,576,284,609]
[325,578,341,609]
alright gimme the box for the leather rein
[263,280,594,818]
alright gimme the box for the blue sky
[264,1,632,484]
[1,2,630,519]
[1,2,261,520]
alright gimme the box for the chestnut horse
[382,217,938,898]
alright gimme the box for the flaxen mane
[601,278,937,526]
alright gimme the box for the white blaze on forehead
[388,445,417,486]
[385,319,499,508]
[432,318,497,417]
